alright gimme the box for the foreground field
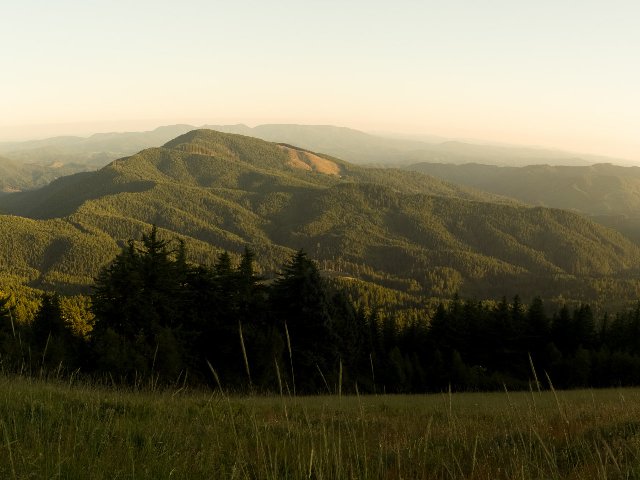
[1,376,640,478]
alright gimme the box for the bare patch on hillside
[279,145,341,176]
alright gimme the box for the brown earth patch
[279,145,341,176]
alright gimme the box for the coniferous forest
[3,226,640,394]
[2,128,640,398]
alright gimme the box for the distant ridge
[1,124,631,173]
[0,155,92,193]
[204,124,631,167]
[406,162,640,241]
[0,125,195,168]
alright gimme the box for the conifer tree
[270,250,338,392]
[31,293,74,368]
[91,226,187,379]
[0,293,21,367]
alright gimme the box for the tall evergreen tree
[0,293,21,368]
[270,250,338,392]
[91,226,187,379]
[31,293,75,369]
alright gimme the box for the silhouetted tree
[270,250,338,392]
[91,226,187,380]
[31,293,76,369]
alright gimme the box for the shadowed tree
[91,226,187,380]
[269,250,339,392]
[31,293,77,369]
[0,293,22,368]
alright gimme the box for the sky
[1,0,639,160]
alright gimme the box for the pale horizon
[2,1,638,161]
[0,118,636,164]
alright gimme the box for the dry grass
[1,375,640,478]
[280,145,342,176]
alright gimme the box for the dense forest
[1,129,640,311]
[2,130,640,394]
[3,227,640,394]
[0,155,92,193]
[406,161,640,242]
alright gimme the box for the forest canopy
[2,227,640,393]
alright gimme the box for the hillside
[405,162,640,241]
[0,130,506,220]
[0,129,639,307]
[0,155,91,193]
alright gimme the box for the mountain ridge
[1,124,631,172]
[0,129,638,308]
[405,161,640,241]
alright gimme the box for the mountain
[0,125,195,168]
[405,162,640,241]
[205,124,630,166]
[2,124,630,172]
[0,129,639,308]
[0,156,33,192]
[0,155,92,193]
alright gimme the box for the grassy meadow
[1,376,640,478]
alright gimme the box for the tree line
[3,227,640,393]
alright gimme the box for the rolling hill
[405,162,640,242]
[0,155,92,193]
[0,129,639,308]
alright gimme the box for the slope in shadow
[0,169,155,219]
[28,238,70,289]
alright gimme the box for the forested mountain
[0,129,639,309]
[0,155,91,193]
[0,126,196,192]
[406,162,640,242]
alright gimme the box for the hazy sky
[2,0,639,159]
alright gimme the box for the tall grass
[1,374,640,478]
